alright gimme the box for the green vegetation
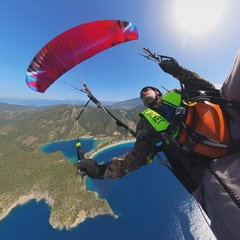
[0,102,141,229]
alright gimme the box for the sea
[0,138,216,240]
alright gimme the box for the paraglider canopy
[26,20,139,93]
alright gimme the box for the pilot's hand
[74,158,106,179]
[159,58,181,77]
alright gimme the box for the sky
[1,0,240,102]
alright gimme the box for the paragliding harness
[141,90,240,157]
[140,90,240,191]
[143,48,240,191]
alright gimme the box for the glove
[159,58,181,77]
[74,158,107,179]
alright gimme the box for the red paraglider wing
[26,20,139,93]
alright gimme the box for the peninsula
[0,103,138,230]
[0,140,119,230]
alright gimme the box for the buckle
[175,107,186,116]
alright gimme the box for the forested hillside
[0,102,144,151]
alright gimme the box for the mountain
[0,97,142,108]
[0,97,75,107]
[0,97,119,107]
[0,100,145,151]
[111,97,142,109]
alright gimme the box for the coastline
[0,190,116,231]
[88,139,135,158]
[0,138,133,230]
[0,192,54,222]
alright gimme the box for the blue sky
[1,0,240,102]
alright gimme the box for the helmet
[140,86,162,98]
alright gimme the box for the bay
[0,138,215,240]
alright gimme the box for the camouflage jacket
[103,67,215,180]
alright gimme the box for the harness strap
[189,94,240,110]
[182,121,240,153]
[161,134,199,192]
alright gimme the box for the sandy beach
[89,139,135,158]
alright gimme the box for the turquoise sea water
[0,139,211,240]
